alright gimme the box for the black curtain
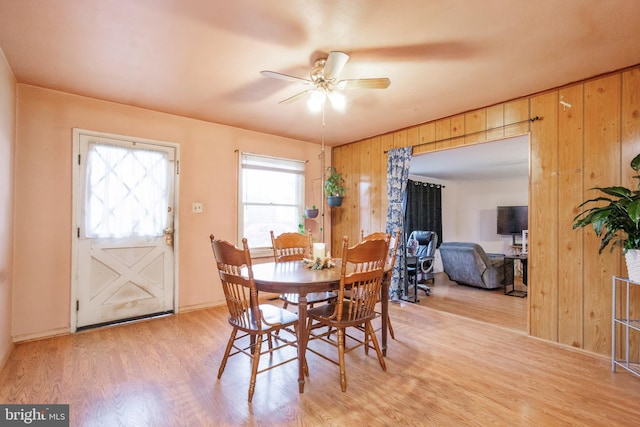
[404,180,443,247]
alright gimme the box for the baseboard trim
[13,326,70,343]
[0,339,14,371]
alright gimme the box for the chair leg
[305,317,314,341]
[248,334,263,403]
[338,328,347,392]
[366,321,387,372]
[364,326,370,355]
[275,299,291,337]
[326,325,334,339]
[218,327,237,379]
[405,270,419,302]
[387,314,395,340]
[416,285,430,295]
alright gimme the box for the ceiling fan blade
[260,70,313,85]
[279,89,313,104]
[337,78,391,90]
[323,51,349,80]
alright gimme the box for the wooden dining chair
[270,230,312,262]
[210,234,300,403]
[270,230,337,310]
[360,230,388,242]
[362,229,401,340]
[305,235,389,392]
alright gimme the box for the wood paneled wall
[331,65,640,356]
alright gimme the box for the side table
[503,254,528,297]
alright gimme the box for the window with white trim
[238,153,305,254]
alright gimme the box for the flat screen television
[497,205,528,235]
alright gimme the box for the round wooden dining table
[249,260,390,394]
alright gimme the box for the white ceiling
[0,1,639,146]
[409,136,530,181]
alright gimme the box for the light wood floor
[2,289,640,426]
[410,272,528,333]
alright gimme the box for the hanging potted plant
[573,153,640,281]
[324,167,346,207]
[305,205,319,218]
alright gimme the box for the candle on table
[312,243,326,260]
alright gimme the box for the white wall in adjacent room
[452,176,528,254]
[409,174,528,271]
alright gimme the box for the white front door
[73,130,178,328]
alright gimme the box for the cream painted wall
[0,49,16,364]
[13,84,327,341]
[454,177,528,254]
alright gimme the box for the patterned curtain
[385,146,413,300]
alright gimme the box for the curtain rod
[409,179,445,189]
[233,149,309,163]
[383,116,541,154]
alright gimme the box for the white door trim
[71,128,180,332]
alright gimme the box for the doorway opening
[407,135,530,332]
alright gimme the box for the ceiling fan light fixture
[328,91,346,111]
[307,89,326,113]
[262,50,390,111]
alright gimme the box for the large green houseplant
[324,167,346,207]
[573,153,640,280]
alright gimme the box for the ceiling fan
[260,51,390,111]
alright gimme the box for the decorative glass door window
[84,143,169,238]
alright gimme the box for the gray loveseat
[439,242,514,289]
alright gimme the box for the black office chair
[405,231,438,300]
